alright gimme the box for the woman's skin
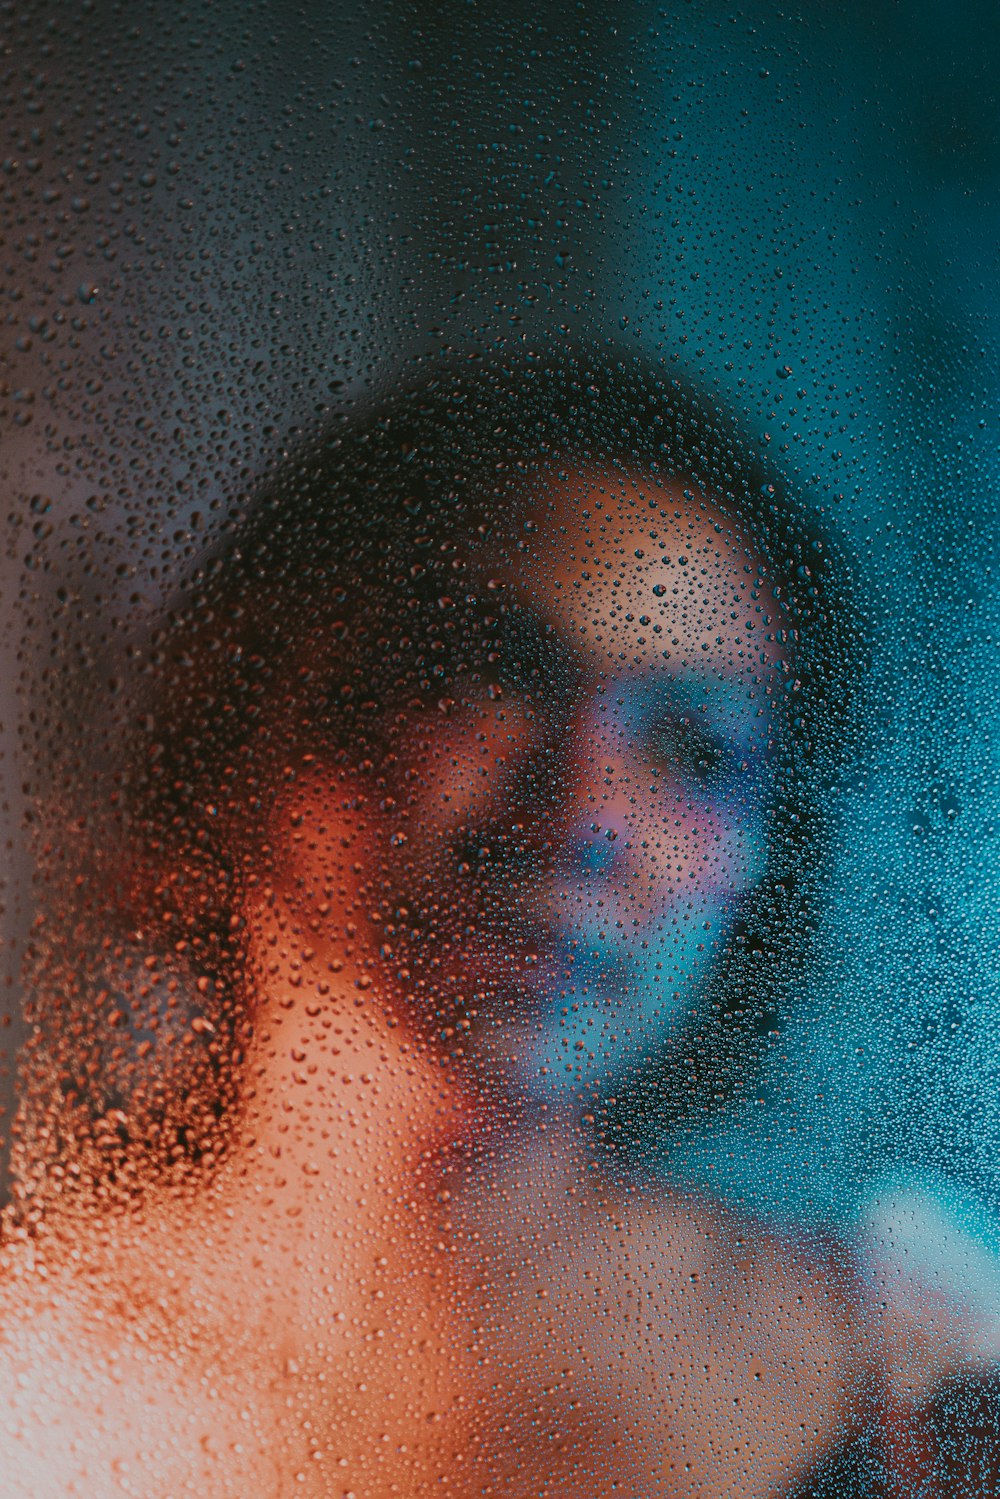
[0,773,857,1498]
[0,474,991,1495]
[0,796,476,1497]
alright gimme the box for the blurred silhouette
[3,353,997,1497]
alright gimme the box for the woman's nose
[458,696,608,859]
[521,699,636,872]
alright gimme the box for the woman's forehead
[502,468,785,677]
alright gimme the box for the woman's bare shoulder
[0,1247,269,1498]
[0,1262,106,1497]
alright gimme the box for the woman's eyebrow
[616,671,778,751]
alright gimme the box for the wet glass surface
[3,3,1000,1493]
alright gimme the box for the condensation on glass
[2,5,1000,1496]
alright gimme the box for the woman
[2,349,990,1495]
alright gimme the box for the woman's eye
[496,654,538,694]
[496,620,577,703]
[646,718,728,783]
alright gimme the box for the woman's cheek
[635,792,771,898]
[693,796,771,893]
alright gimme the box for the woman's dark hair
[147,346,856,821]
[16,345,863,1208]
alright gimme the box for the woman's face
[360,469,786,1099]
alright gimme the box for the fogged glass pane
[2,4,1000,1495]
